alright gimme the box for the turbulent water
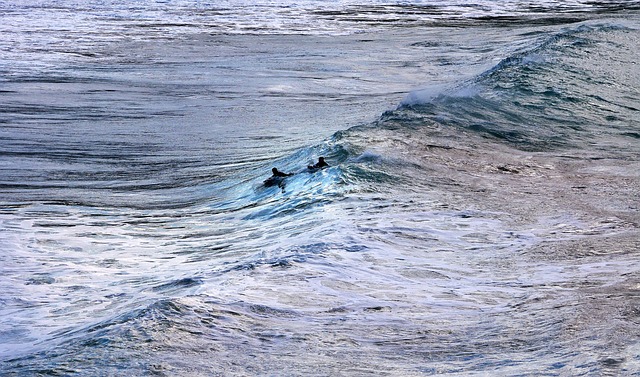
[1,1,640,375]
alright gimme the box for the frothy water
[1,1,640,375]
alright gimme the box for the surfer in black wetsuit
[271,167,293,177]
[264,167,293,188]
[308,157,329,170]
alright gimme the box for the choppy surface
[1,1,640,375]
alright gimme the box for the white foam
[401,84,450,106]
[401,83,480,106]
[265,84,295,93]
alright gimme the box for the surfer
[308,157,329,170]
[264,167,293,188]
[271,167,293,177]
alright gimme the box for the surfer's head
[319,157,325,162]
[272,167,278,174]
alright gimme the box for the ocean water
[1,0,639,375]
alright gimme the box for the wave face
[403,23,639,148]
[1,2,640,376]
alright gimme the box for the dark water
[1,1,639,375]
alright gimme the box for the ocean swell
[399,21,639,152]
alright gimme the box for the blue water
[1,1,640,375]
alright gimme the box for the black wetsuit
[309,160,329,169]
